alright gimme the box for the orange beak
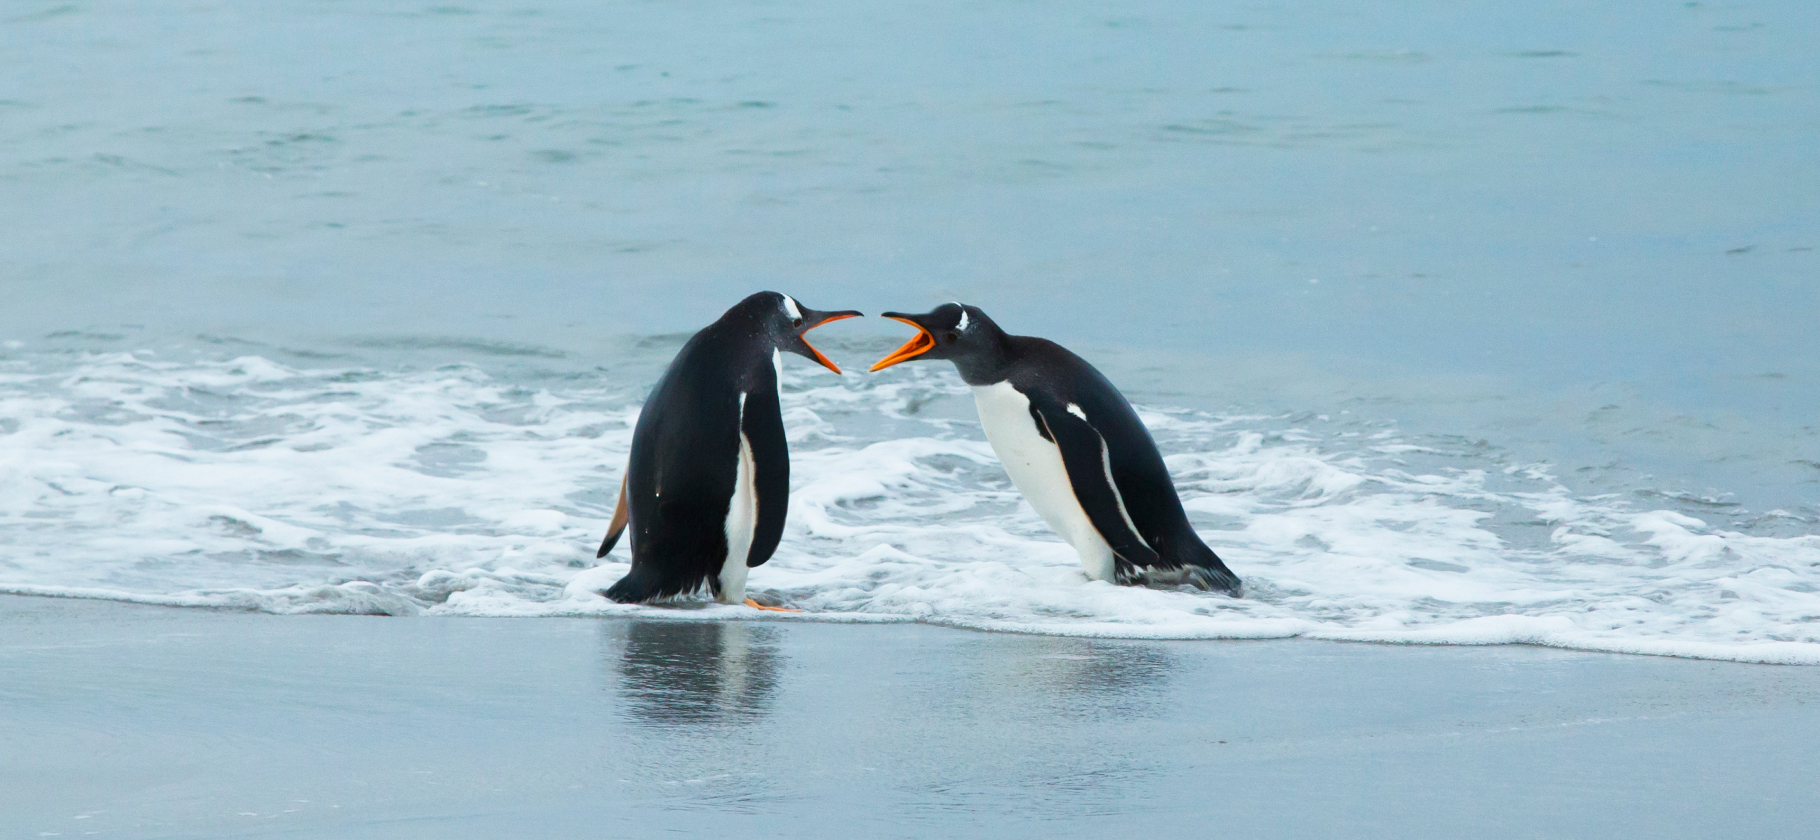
[869,316,936,372]
[802,312,860,374]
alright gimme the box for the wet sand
[3,594,1816,839]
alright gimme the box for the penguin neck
[949,331,1018,386]
[695,322,782,394]
[739,341,783,393]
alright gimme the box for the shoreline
[4,587,1815,666]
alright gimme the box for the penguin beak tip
[870,323,936,372]
[797,310,860,374]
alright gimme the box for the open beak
[869,314,936,372]
[799,310,861,374]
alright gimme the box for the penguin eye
[791,317,803,329]
[943,331,960,343]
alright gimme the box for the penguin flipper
[740,385,790,568]
[1026,395,1163,572]
[596,473,630,558]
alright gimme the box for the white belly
[718,403,757,604]
[971,382,1117,582]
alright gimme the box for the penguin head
[870,302,1000,372]
[739,291,862,374]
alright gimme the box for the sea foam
[3,350,1817,664]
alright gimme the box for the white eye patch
[956,307,970,332]
[781,294,803,321]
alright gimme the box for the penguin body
[872,304,1240,593]
[970,380,1119,583]
[597,292,858,605]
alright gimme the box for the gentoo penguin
[871,304,1241,594]
[596,291,860,607]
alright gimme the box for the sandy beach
[4,594,1816,839]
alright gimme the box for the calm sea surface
[2,1,1816,656]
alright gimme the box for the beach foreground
[3,595,1816,839]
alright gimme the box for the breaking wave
[3,349,1817,664]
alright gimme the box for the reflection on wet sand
[608,620,785,728]
[927,636,1178,723]
[890,636,1183,817]
[1034,640,1173,695]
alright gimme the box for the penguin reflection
[611,621,784,728]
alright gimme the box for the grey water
[2,2,1815,510]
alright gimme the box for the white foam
[3,352,1818,664]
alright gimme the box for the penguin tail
[602,567,661,604]
[1186,562,1243,597]
[1156,537,1243,596]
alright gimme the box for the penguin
[596,291,860,607]
[870,303,1241,594]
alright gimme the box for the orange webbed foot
[744,598,803,613]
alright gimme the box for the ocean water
[3,1,1817,663]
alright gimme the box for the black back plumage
[1006,336,1238,591]
[875,304,1241,594]
[598,292,856,603]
